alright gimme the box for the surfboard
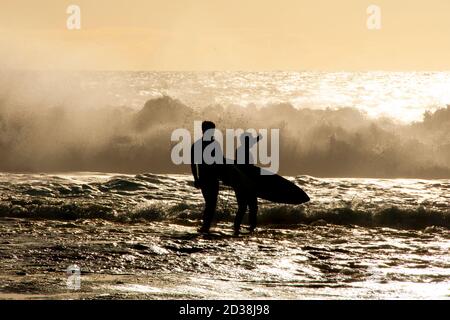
[220,163,310,205]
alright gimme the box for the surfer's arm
[191,162,198,181]
[191,144,200,188]
[191,163,200,188]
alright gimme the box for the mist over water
[0,70,449,178]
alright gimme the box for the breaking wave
[0,171,448,230]
[0,199,448,230]
[0,70,450,178]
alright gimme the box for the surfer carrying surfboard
[191,121,223,233]
[233,132,262,235]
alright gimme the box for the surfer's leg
[199,181,219,232]
[248,196,258,232]
[234,191,247,235]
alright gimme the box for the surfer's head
[201,121,216,134]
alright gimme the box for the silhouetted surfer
[233,133,261,235]
[191,121,223,233]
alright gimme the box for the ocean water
[0,173,448,299]
[0,71,449,299]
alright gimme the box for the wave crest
[1,199,448,230]
[1,91,450,177]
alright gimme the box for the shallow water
[0,173,449,299]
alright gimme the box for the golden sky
[1,0,450,71]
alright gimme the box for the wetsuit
[191,139,222,232]
[233,134,260,234]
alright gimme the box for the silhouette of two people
[191,121,260,235]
